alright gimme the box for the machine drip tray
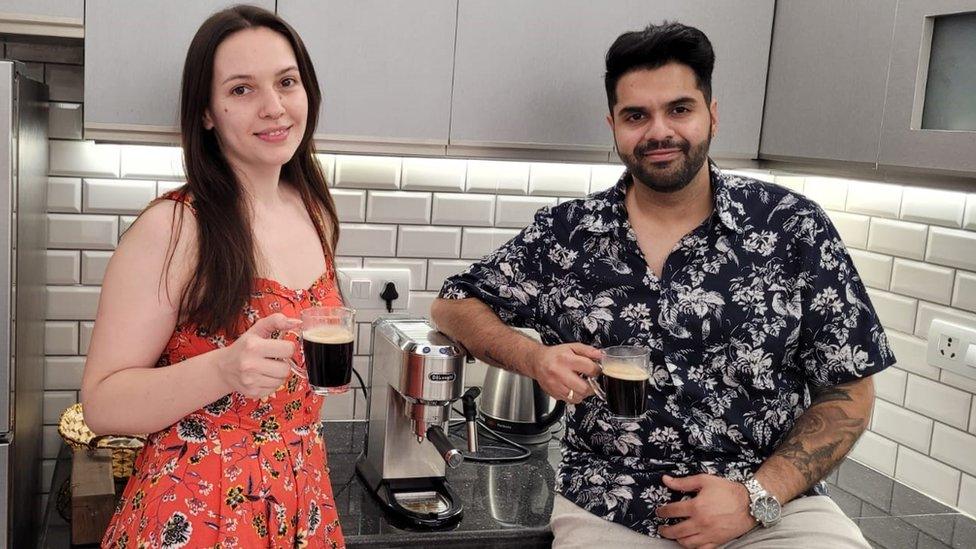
[393,490,451,514]
[356,467,464,530]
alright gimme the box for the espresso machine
[356,318,477,529]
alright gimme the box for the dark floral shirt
[440,162,894,537]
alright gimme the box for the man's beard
[618,134,710,194]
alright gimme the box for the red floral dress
[102,192,345,549]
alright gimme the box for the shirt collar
[606,160,745,235]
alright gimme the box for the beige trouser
[551,493,870,548]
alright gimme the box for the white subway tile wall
[401,158,466,192]
[47,177,81,213]
[930,425,976,477]
[960,475,976,516]
[431,193,495,227]
[465,160,529,195]
[904,374,972,430]
[866,289,918,334]
[81,251,112,285]
[334,155,400,189]
[874,367,907,405]
[872,400,933,453]
[848,249,893,290]
[802,176,848,210]
[43,322,78,355]
[772,174,805,193]
[460,227,521,259]
[926,227,976,272]
[849,431,899,477]
[954,272,976,313]
[868,218,929,260]
[427,260,473,292]
[896,446,962,506]
[44,250,79,285]
[846,181,903,218]
[22,53,976,511]
[398,226,461,258]
[529,163,590,197]
[826,211,870,249]
[886,331,941,380]
[889,259,954,305]
[366,191,432,225]
[83,178,156,214]
[900,188,966,228]
[589,164,625,193]
[495,196,558,228]
[362,258,428,291]
[965,195,976,231]
[120,145,185,179]
[330,189,367,223]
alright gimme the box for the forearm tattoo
[771,385,867,488]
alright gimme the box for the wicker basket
[57,403,145,478]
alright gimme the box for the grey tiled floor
[827,460,976,549]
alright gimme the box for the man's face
[607,63,718,193]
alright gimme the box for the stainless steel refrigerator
[0,60,48,548]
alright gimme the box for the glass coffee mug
[586,345,651,418]
[283,306,356,395]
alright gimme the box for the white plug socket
[926,318,976,381]
[337,268,411,312]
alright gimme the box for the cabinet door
[879,0,976,174]
[760,0,897,165]
[0,0,83,38]
[278,0,457,145]
[84,1,275,140]
[0,0,82,19]
[449,0,774,159]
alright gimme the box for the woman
[81,5,345,548]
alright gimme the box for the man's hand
[656,474,756,549]
[525,343,601,405]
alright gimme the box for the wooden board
[71,448,115,545]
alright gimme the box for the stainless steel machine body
[356,318,473,528]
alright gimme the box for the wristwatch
[743,478,781,527]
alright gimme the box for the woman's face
[204,26,308,175]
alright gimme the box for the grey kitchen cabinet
[0,0,83,38]
[878,0,976,175]
[278,0,457,147]
[759,0,897,166]
[449,0,774,159]
[84,0,275,142]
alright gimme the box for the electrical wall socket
[926,318,976,381]
[336,268,411,312]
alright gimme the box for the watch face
[753,496,781,524]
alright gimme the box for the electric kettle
[479,367,564,444]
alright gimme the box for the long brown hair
[171,4,339,335]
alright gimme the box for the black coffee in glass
[302,325,354,394]
[599,361,649,417]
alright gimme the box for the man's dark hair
[604,21,715,113]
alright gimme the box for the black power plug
[379,281,399,313]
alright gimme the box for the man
[432,22,893,549]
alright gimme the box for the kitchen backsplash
[5,37,976,520]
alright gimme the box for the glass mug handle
[587,360,607,401]
[274,328,307,379]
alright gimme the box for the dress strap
[155,188,197,214]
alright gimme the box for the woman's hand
[216,313,302,399]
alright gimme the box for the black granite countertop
[39,420,559,548]
[38,421,976,549]
[324,421,557,548]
